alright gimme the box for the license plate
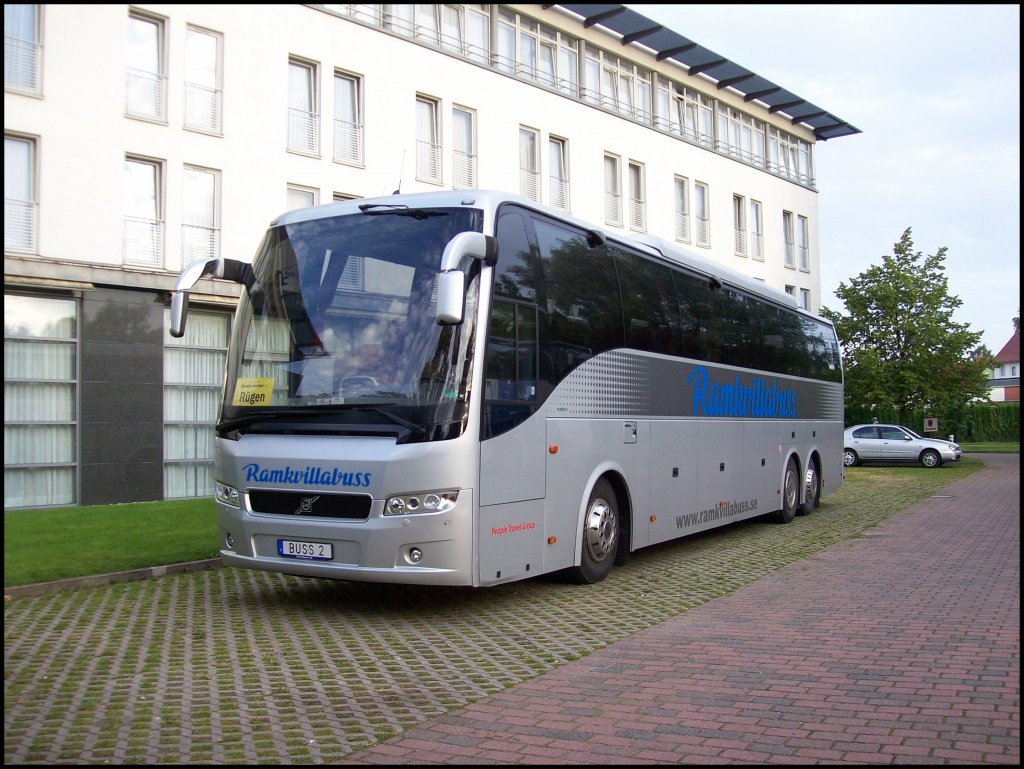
[278,539,333,561]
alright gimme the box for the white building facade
[4,3,858,509]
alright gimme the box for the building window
[414,4,440,44]
[415,94,441,183]
[583,44,600,105]
[494,7,578,92]
[4,293,78,508]
[556,33,578,96]
[785,285,796,298]
[123,156,164,266]
[4,3,41,94]
[769,128,813,185]
[783,210,796,268]
[580,44,653,122]
[288,58,319,155]
[604,154,621,227]
[654,80,713,148]
[181,165,219,268]
[163,308,229,499]
[457,4,487,62]
[716,106,763,164]
[184,25,222,134]
[286,184,317,211]
[384,5,415,36]
[674,175,690,242]
[733,194,746,256]
[798,215,810,271]
[439,4,464,53]
[519,126,540,201]
[628,161,646,232]
[333,71,363,165]
[548,136,569,211]
[125,10,166,122]
[453,106,476,189]
[4,134,37,253]
[749,199,764,261]
[800,288,811,310]
[694,181,710,247]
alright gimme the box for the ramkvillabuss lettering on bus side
[685,365,797,418]
[242,463,371,487]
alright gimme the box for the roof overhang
[547,4,861,141]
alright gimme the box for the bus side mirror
[169,257,252,337]
[436,271,466,325]
[435,232,498,326]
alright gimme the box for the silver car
[843,424,962,469]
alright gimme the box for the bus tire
[571,478,619,584]
[775,457,799,524]
[799,459,820,516]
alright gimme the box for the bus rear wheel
[570,478,619,584]
[799,460,820,516]
[775,457,799,524]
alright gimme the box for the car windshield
[218,206,483,443]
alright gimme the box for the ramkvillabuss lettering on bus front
[685,365,797,418]
[242,463,371,487]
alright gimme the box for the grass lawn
[960,441,1020,453]
[4,498,218,587]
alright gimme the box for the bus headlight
[384,490,458,516]
[216,482,240,508]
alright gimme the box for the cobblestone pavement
[4,455,1018,765]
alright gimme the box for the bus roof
[271,189,814,319]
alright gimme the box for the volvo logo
[294,496,320,515]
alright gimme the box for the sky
[628,3,1020,355]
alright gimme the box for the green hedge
[844,401,1020,442]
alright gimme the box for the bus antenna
[392,150,406,195]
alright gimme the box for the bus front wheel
[571,478,619,584]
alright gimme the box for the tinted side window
[493,207,537,302]
[675,269,720,361]
[534,217,622,381]
[852,427,879,439]
[614,247,682,356]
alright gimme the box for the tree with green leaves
[820,228,991,423]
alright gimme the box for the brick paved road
[340,454,1020,765]
[4,455,1018,764]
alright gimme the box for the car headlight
[384,490,458,516]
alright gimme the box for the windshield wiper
[217,404,427,441]
[217,405,363,432]
[348,406,427,439]
[217,409,288,434]
[357,204,447,219]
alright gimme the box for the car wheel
[919,449,941,468]
[775,457,799,524]
[842,448,859,467]
[799,460,820,516]
[570,478,619,584]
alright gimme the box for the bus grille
[248,490,372,519]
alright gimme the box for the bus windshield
[219,206,483,443]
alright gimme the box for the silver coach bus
[170,189,844,587]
